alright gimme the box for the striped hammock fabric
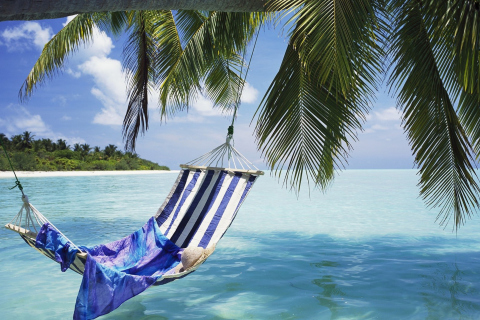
[156,167,259,249]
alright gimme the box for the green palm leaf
[19,13,97,100]
[158,11,261,118]
[19,12,128,101]
[256,0,383,190]
[388,0,480,229]
[255,43,363,190]
[122,11,160,151]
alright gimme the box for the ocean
[1,170,479,319]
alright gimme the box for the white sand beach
[0,170,179,179]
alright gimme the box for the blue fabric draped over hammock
[36,217,181,320]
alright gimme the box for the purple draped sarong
[36,217,181,320]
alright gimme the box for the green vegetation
[0,132,169,171]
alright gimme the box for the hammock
[4,141,263,319]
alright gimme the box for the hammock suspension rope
[226,26,261,162]
[0,136,24,196]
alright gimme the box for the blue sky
[0,16,414,169]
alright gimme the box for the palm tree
[56,139,69,150]
[19,131,35,150]
[10,134,23,151]
[20,10,259,150]
[19,1,480,230]
[103,144,118,158]
[40,138,55,152]
[73,143,82,152]
[81,143,91,154]
[0,133,10,150]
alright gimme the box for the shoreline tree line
[0,131,169,171]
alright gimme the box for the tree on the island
[17,131,35,150]
[125,152,139,159]
[73,143,82,152]
[32,139,43,152]
[93,146,101,154]
[17,1,480,229]
[104,144,118,158]
[0,133,10,150]
[10,135,23,151]
[56,139,69,151]
[40,138,55,152]
[81,143,91,154]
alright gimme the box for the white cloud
[241,82,259,104]
[374,107,401,121]
[371,124,389,131]
[61,115,72,121]
[79,56,125,102]
[78,56,126,126]
[63,15,78,27]
[73,28,114,62]
[168,94,228,123]
[0,105,84,145]
[91,88,124,125]
[192,95,223,117]
[49,26,124,126]
[63,26,115,78]
[65,68,81,78]
[1,22,52,51]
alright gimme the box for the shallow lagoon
[1,170,479,319]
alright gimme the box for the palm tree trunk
[0,0,266,21]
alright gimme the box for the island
[0,132,169,171]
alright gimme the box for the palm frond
[423,1,480,160]
[388,0,480,229]
[157,11,262,119]
[255,0,383,191]
[203,53,244,112]
[269,0,384,98]
[95,11,129,37]
[19,13,97,100]
[255,43,366,191]
[122,11,159,151]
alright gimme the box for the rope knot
[10,180,23,192]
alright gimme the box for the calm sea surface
[1,170,480,319]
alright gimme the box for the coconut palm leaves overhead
[20,10,261,150]
[19,0,480,229]
[255,0,383,190]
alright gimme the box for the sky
[0,16,414,170]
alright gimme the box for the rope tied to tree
[227,25,261,142]
[0,136,25,196]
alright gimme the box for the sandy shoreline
[0,170,179,179]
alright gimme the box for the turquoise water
[1,170,480,319]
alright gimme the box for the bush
[54,149,78,160]
[0,154,9,171]
[115,159,130,170]
[12,152,36,170]
[91,160,115,170]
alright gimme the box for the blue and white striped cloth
[156,168,258,249]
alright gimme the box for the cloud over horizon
[0,104,85,145]
[0,21,52,51]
